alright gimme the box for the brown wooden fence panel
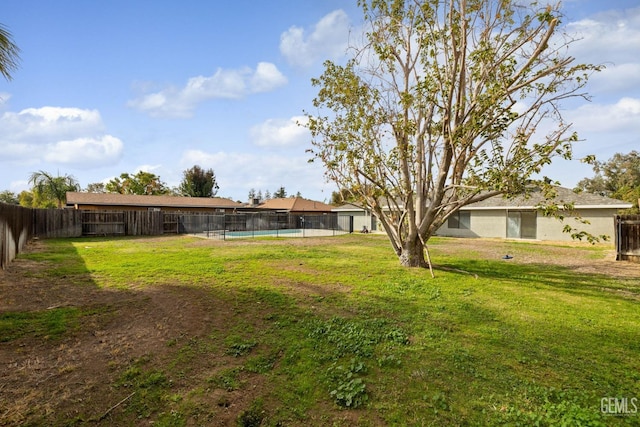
[163,212,179,234]
[0,203,32,270]
[33,209,82,238]
[126,210,163,235]
[82,211,125,236]
[80,210,164,236]
[615,214,640,263]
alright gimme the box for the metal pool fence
[178,212,351,240]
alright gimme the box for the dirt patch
[0,241,266,426]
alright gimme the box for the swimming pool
[193,228,347,240]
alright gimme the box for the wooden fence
[1,206,166,269]
[615,214,640,263]
[0,204,32,270]
[1,207,346,269]
[81,210,163,236]
[33,208,82,238]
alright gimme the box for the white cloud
[568,97,640,133]
[1,107,103,141]
[567,9,640,64]
[564,7,640,97]
[9,180,29,192]
[44,135,124,167]
[250,62,289,93]
[128,62,288,118]
[0,106,123,168]
[250,116,310,148]
[588,63,640,94]
[280,9,351,68]
[0,92,11,108]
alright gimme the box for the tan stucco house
[334,188,631,242]
[332,203,377,233]
[436,187,632,242]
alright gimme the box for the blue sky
[1,0,639,203]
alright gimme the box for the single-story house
[333,188,631,242]
[66,192,243,213]
[252,197,337,231]
[436,187,632,242]
[257,197,334,214]
[332,203,377,233]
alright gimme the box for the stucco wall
[536,208,618,242]
[352,211,370,232]
[436,208,618,242]
[336,211,375,232]
[436,209,506,238]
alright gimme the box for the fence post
[615,215,621,261]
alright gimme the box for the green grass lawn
[5,234,640,426]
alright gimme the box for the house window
[448,211,470,229]
[506,211,537,239]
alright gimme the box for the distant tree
[0,24,20,81]
[106,171,169,195]
[18,190,33,207]
[295,191,302,198]
[178,165,219,197]
[273,186,287,198]
[0,190,19,204]
[576,151,640,212]
[85,182,106,193]
[248,189,278,203]
[331,188,359,205]
[28,170,80,208]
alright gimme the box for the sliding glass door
[506,211,537,239]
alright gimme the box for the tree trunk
[398,236,427,268]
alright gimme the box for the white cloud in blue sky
[0,1,639,201]
[0,106,123,167]
[569,98,640,133]
[250,116,309,148]
[279,9,352,68]
[129,62,288,118]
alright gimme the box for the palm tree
[0,24,20,81]
[29,171,80,208]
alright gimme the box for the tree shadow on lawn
[435,258,640,301]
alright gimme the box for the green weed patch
[1,307,91,341]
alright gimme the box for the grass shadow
[435,257,640,301]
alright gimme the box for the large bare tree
[305,0,600,267]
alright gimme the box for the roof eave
[462,204,633,211]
